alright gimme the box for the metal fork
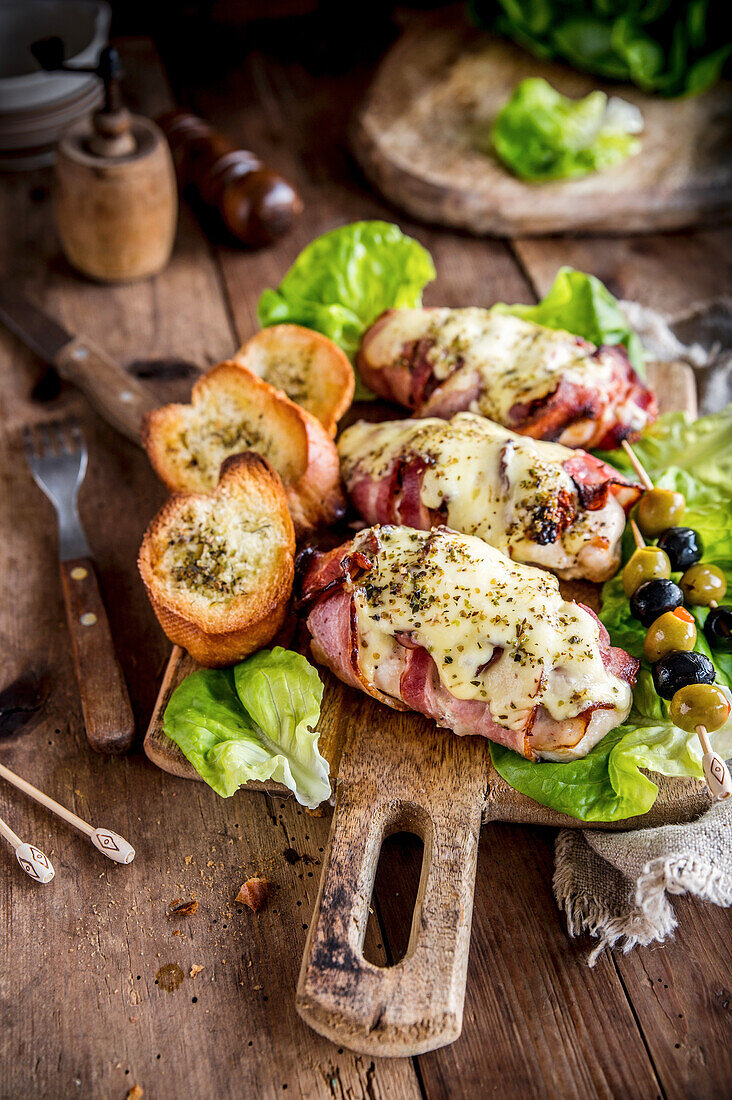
[23,419,135,754]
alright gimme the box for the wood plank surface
[0,40,420,1100]
[0,23,729,1100]
[513,228,732,315]
[376,825,664,1100]
[514,229,732,1100]
[140,26,732,1094]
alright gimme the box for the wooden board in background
[352,7,732,238]
[144,359,706,832]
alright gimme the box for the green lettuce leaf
[490,723,659,822]
[489,78,642,182]
[491,403,732,821]
[470,0,732,97]
[492,266,645,373]
[163,648,330,808]
[257,221,436,362]
[491,699,732,823]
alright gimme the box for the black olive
[629,578,683,627]
[652,651,716,700]
[656,527,703,572]
[703,605,732,650]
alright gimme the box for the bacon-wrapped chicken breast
[357,308,656,449]
[338,413,641,582]
[298,525,638,762]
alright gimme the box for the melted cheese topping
[351,526,630,727]
[338,414,625,579]
[367,309,614,420]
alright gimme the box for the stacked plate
[0,0,110,170]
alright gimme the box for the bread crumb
[190,964,205,979]
[169,899,198,917]
[235,877,272,912]
[126,1087,143,1100]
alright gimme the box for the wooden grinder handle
[59,558,135,754]
[296,728,487,1057]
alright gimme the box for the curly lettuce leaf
[490,78,642,182]
[257,221,436,362]
[595,405,732,499]
[490,722,659,823]
[491,688,732,823]
[492,266,645,373]
[163,648,330,808]
[491,402,732,821]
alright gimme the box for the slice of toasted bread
[234,325,354,435]
[138,453,296,667]
[142,360,345,537]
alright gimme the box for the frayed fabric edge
[551,833,732,966]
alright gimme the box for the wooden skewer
[629,518,645,550]
[0,812,55,883]
[622,439,655,490]
[0,762,135,864]
[695,725,732,801]
[623,439,732,802]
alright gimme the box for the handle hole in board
[363,831,424,968]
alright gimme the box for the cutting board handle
[296,727,488,1057]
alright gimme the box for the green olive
[637,489,686,539]
[669,683,731,733]
[643,607,697,663]
[622,546,671,597]
[680,563,728,607]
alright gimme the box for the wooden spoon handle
[59,558,135,754]
[296,717,489,1056]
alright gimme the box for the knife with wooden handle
[0,284,158,441]
[1,287,161,754]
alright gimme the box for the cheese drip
[366,309,615,421]
[351,526,630,728]
[338,413,625,578]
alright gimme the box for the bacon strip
[300,536,638,760]
[358,309,657,450]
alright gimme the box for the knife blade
[0,283,158,443]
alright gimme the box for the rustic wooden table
[1,27,731,1100]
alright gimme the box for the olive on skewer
[669,684,732,801]
[643,607,697,663]
[680,562,727,607]
[657,527,703,572]
[704,605,732,650]
[621,521,671,596]
[636,488,686,539]
[652,651,715,699]
[620,440,731,800]
[630,578,683,627]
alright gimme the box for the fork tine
[52,420,70,455]
[68,417,85,454]
[21,425,36,462]
[38,421,54,456]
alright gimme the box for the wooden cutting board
[351,7,732,238]
[144,359,705,1057]
[144,359,703,829]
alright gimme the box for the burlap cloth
[554,299,732,963]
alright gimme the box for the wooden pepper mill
[33,40,178,283]
[158,110,302,248]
